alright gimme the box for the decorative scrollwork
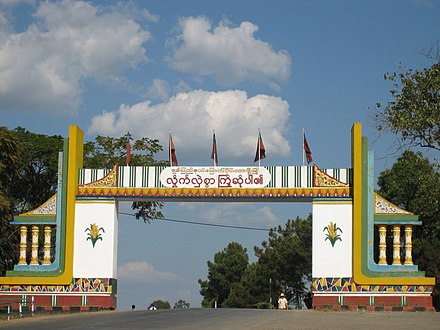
[313,165,349,187]
[23,194,57,215]
[80,165,118,188]
[375,193,411,214]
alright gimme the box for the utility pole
[269,277,272,305]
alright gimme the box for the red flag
[254,131,266,162]
[125,132,132,166]
[211,132,218,166]
[169,134,178,166]
[303,133,313,164]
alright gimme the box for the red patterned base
[0,294,116,311]
[313,295,434,311]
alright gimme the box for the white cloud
[118,261,182,283]
[88,89,291,162]
[0,0,151,114]
[174,80,192,94]
[0,0,34,7]
[0,11,13,41]
[107,2,159,23]
[167,17,291,88]
[146,79,170,100]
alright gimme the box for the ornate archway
[0,123,434,312]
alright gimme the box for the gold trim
[78,187,352,198]
[374,193,412,215]
[313,165,349,187]
[312,200,352,205]
[20,194,57,216]
[80,165,118,188]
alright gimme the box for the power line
[118,211,271,232]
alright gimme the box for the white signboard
[160,166,271,189]
[312,203,352,278]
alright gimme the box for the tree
[374,60,440,152]
[0,127,22,275]
[254,215,312,309]
[150,299,171,309]
[173,299,190,309]
[0,127,21,213]
[83,135,164,169]
[84,134,166,222]
[199,216,313,309]
[198,242,249,308]
[219,262,269,308]
[377,151,440,310]
[222,282,249,308]
[0,127,63,275]
[7,127,63,214]
[377,151,440,239]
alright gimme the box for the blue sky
[1,0,439,310]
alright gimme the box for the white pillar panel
[312,202,352,278]
[73,200,118,279]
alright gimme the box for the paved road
[1,309,439,329]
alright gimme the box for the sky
[1,0,439,310]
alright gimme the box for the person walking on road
[278,293,288,310]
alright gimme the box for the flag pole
[125,131,132,166]
[258,128,261,167]
[302,127,305,166]
[213,129,216,167]
[169,129,172,167]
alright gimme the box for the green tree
[254,215,312,309]
[0,127,22,275]
[217,262,268,308]
[222,282,249,308]
[198,242,249,308]
[377,151,440,310]
[8,127,63,214]
[0,127,63,274]
[83,134,164,169]
[0,127,21,213]
[377,151,440,239]
[150,299,171,309]
[173,299,190,309]
[84,134,166,222]
[198,216,313,309]
[375,60,440,152]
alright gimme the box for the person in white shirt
[278,293,288,310]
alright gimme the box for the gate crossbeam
[77,164,352,201]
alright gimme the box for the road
[1,308,439,329]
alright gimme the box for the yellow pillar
[18,226,28,265]
[378,225,387,265]
[30,225,39,265]
[43,226,52,265]
[404,225,413,265]
[392,225,401,265]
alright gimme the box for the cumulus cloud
[0,0,151,114]
[88,89,291,162]
[167,17,291,88]
[118,261,182,283]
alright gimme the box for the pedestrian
[278,293,288,310]
[304,292,313,309]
